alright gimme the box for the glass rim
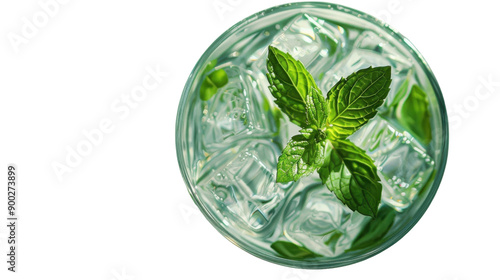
[175,1,449,269]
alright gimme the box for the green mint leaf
[266,46,322,128]
[324,230,343,251]
[326,66,391,139]
[271,241,322,259]
[209,69,229,88]
[306,87,329,129]
[389,73,411,107]
[348,205,397,251]
[318,139,382,217]
[277,135,326,183]
[200,68,229,101]
[396,84,432,144]
[200,79,218,101]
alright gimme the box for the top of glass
[176,1,448,269]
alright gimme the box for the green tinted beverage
[176,3,447,268]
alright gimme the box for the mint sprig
[266,46,392,217]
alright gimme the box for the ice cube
[319,30,414,111]
[349,116,435,210]
[354,30,413,74]
[198,139,291,232]
[319,48,398,94]
[249,14,347,80]
[282,181,369,257]
[200,65,285,154]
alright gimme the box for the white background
[0,0,498,279]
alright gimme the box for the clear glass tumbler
[176,2,448,268]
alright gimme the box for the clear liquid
[189,13,437,259]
